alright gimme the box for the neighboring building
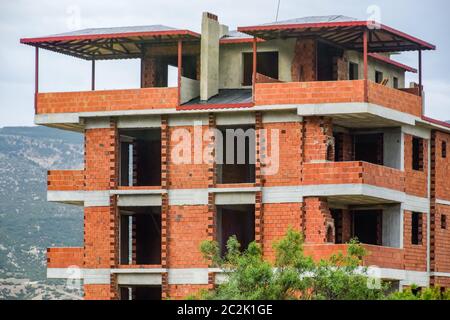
[21,13,450,300]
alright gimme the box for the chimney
[200,12,220,101]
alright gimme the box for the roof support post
[418,50,423,96]
[91,60,95,91]
[140,56,144,88]
[34,47,39,114]
[363,30,369,102]
[252,36,257,102]
[178,40,183,106]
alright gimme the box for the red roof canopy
[20,25,200,60]
[368,53,417,73]
[238,18,435,53]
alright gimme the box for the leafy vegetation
[192,228,449,300]
[389,285,450,300]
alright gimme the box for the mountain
[0,126,84,299]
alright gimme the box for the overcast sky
[1,0,450,127]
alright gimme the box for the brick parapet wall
[302,161,405,192]
[36,87,178,114]
[84,284,111,300]
[168,284,209,300]
[303,244,405,270]
[47,170,84,191]
[367,81,422,117]
[255,80,365,106]
[47,247,84,268]
[254,80,422,118]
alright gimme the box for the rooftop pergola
[20,25,201,110]
[237,16,435,52]
[237,15,436,98]
[20,25,200,60]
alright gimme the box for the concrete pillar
[200,12,220,101]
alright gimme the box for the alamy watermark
[170,122,280,176]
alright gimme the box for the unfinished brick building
[21,14,450,300]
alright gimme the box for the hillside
[0,126,84,299]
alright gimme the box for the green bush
[191,228,389,300]
[190,228,449,300]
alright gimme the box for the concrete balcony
[304,244,404,270]
[302,161,406,205]
[255,80,422,120]
[36,87,179,115]
[47,170,86,205]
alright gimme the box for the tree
[192,228,388,300]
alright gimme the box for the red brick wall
[47,247,83,268]
[404,134,428,198]
[47,170,84,191]
[303,244,404,269]
[335,56,349,81]
[434,204,450,273]
[84,284,111,300]
[430,131,450,284]
[403,211,427,271]
[335,132,354,161]
[434,131,450,201]
[168,126,210,189]
[255,80,366,106]
[142,56,168,88]
[303,117,333,163]
[84,206,111,268]
[367,81,422,117]
[85,127,117,191]
[432,277,450,289]
[304,244,348,261]
[254,81,421,118]
[262,203,302,261]
[262,122,302,186]
[302,162,405,192]
[291,39,316,82]
[167,205,209,268]
[36,87,178,114]
[303,197,334,244]
[168,284,210,300]
[362,245,404,269]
